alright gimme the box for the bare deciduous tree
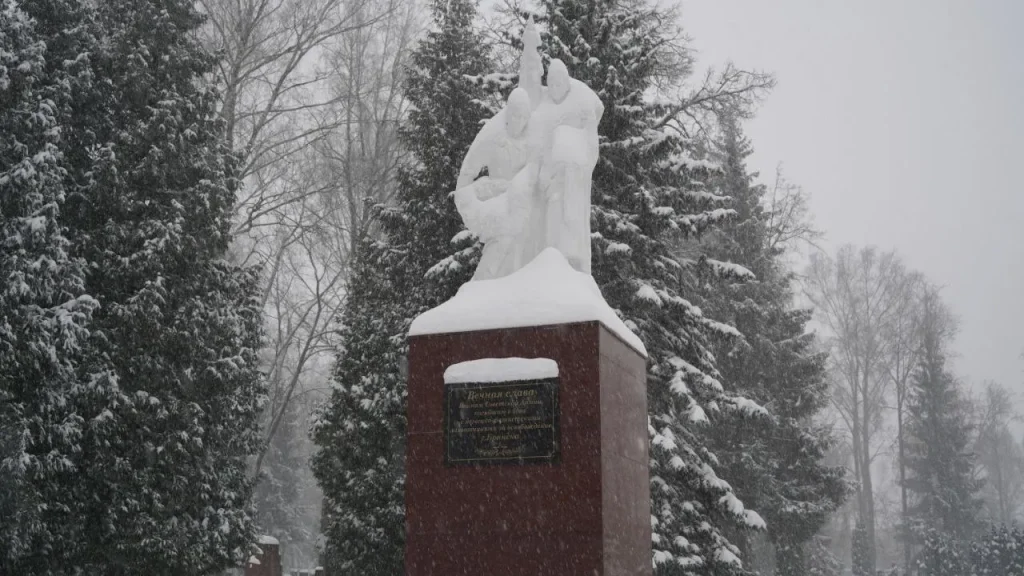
[655,62,775,140]
[881,271,925,574]
[974,381,1024,525]
[199,0,394,240]
[482,0,775,139]
[804,245,915,573]
[317,0,417,256]
[763,165,823,257]
[197,0,422,554]
[200,0,417,461]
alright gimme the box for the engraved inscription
[444,379,559,465]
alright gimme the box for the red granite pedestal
[245,538,282,576]
[405,321,650,576]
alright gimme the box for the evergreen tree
[969,525,1024,575]
[852,521,874,576]
[806,537,843,576]
[311,1,495,573]
[919,524,1024,576]
[15,0,266,572]
[700,116,847,575]
[539,1,767,573]
[254,399,316,567]
[916,528,965,576]
[3,0,265,572]
[903,288,982,553]
[0,0,99,568]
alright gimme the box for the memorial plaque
[444,378,560,465]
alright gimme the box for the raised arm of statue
[456,113,506,190]
[452,88,537,280]
[519,17,543,111]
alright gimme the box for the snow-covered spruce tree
[254,399,316,567]
[852,521,873,576]
[44,0,265,573]
[916,528,965,576]
[310,1,495,573]
[311,238,406,575]
[806,537,843,576]
[699,116,847,575]
[903,288,982,551]
[539,1,767,573]
[920,527,1024,576]
[0,0,99,570]
[969,525,1024,575]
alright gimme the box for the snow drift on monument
[443,357,558,384]
[409,247,647,356]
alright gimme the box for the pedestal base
[405,321,650,576]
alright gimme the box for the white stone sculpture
[529,59,603,274]
[453,19,604,280]
[518,17,544,113]
[453,88,535,280]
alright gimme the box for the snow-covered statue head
[504,87,531,138]
[546,59,571,104]
[453,22,604,281]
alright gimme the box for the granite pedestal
[405,321,650,576]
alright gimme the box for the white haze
[682,0,1024,412]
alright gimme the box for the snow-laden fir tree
[806,536,843,576]
[917,526,1024,576]
[311,1,495,573]
[0,0,99,569]
[538,0,768,573]
[968,525,1024,575]
[852,521,873,576]
[698,116,847,575]
[311,238,407,575]
[903,287,982,554]
[254,399,317,568]
[10,0,267,573]
[916,529,965,576]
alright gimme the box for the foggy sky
[682,0,1024,403]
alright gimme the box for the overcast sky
[681,0,1024,401]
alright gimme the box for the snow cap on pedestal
[410,248,646,356]
[443,357,558,384]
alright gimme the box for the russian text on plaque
[444,378,560,465]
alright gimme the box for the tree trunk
[994,440,1008,524]
[897,394,911,575]
[860,379,877,575]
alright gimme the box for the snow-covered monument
[404,19,651,576]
